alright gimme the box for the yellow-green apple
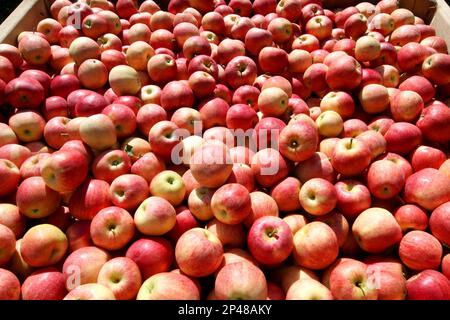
[0,224,15,266]
[97,257,142,300]
[335,180,371,220]
[0,268,20,300]
[326,55,362,90]
[92,150,131,183]
[211,183,251,225]
[367,160,405,199]
[429,201,450,246]
[283,214,308,235]
[62,246,109,290]
[16,176,61,219]
[69,179,112,220]
[248,216,293,265]
[109,174,149,210]
[21,267,67,300]
[399,230,442,271]
[0,204,24,238]
[406,270,450,300]
[63,283,115,300]
[0,159,20,197]
[359,84,389,114]
[411,146,446,172]
[329,259,377,300]
[299,178,337,216]
[188,187,215,221]
[134,196,176,236]
[331,138,371,176]
[150,170,185,206]
[394,204,428,232]
[109,65,141,96]
[40,149,88,194]
[21,224,68,267]
[167,206,199,242]
[270,177,301,212]
[175,228,223,277]
[66,221,92,252]
[404,168,450,211]
[316,110,343,137]
[90,206,135,251]
[295,152,335,183]
[137,272,200,300]
[5,77,45,109]
[286,278,334,300]
[316,211,349,247]
[352,208,402,253]
[79,114,117,151]
[293,222,339,270]
[207,218,246,249]
[215,261,267,300]
[126,237,173,279]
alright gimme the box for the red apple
[399,230,442,271]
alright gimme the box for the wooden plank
[0,0,49,45]
[431,0,450,52]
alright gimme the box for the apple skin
[442,254,450,280]
[167,207,200,243]
[399,230,442,271]
[90,206,135,251]
[247,216,293,266]
[215,261,267,300]
[384,122,422,155]
[126,237,173,280]
[404,168,450,211]
[329,259,378,300]
[316,211,349,247]
[270,177,301,212]
[258,46,289,75]
[0,204,25,238]
[175,228,224,278]
[355,130,386,160]
[286,278,334,300]
[367,160,406,199]
[97,257,142,300]
[150,170,186,206]
[5,77,45,109]
[295,152,335,184]
[331,138,371,177]
[0,159,20,197]
[416,104,450,143]
[66,221,92,253]
[326,55,362,91]
[69,179,112,221]
[411,146,446,172]
[293,222,339,270]
[0,224,15,266]
[366,259,406,300]
[134,196,176,236]
[92,150,132,184]
[21,267,67,300]
[110,174,149,211]
[397,42,430,73]
[244,191,279,228]
[211,183,252,225]
[283,214,308,236]
[279,118,319,162]
[40,149,89,194]
[251,148,289,188]
[429,201,450,247]
[299,178,337,216]
[398,75,435,104]
[422,53,450,85]
[21,224,68,268]
[63,283,115,300]
[62,246,110,290]
[394,205,428,232]
[352,208,402,254]
[137,272,200,300]
[0,268,20,300]
[406,270,450,300]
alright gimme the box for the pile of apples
[0,0,450,300]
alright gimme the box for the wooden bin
[0,0,449,47]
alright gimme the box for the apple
[299,178,337,216]
[251,148,289,188]
[175,228,223,277]
[406,270,450,300]
[69,179,112,221]
[211,183,251,225]
[397,42,430,73]
[293,222,339,270]
[0,268,20,300]
[303,63,328,94]
[109,65,141,96]
[320,91,355,120]
[21,224,67,267]
[5,77,45,109]
[0,144,32,168]
[399,75,435,103]
[66,220,92,252]
[442,254,450,280]
[258,47,289,75]
[411,146,446,172]
[134,196,176,236]
[109,174,149,210]
[0,204,25,238]
[286,278,334,300]
[269,177,301,212]
[326,55,362,90]
[295,152,335,184]
[0,159,20,197]
[92,150,131,183]
[429,201,450,247]
[187,186,214,221]
[21,267,67,300]
[394,204,428,232]
[306,15,332,41]
[18,34,51,65]
[97,257,142,300]
[215,261,267,300]
[0,224,15,266]
[41,149,89,194]
[207,218,246,249]
[247,216,293,266]
[399,230,442,271]
[356,130,386,160]
[359,84,389,114]
[137,272,200,300]
[63,283,115,300]
[331,138,371,176]
[416,103,450,143]
[367,160,405,199]
[329,259,377,300]
[404,168,450,211]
